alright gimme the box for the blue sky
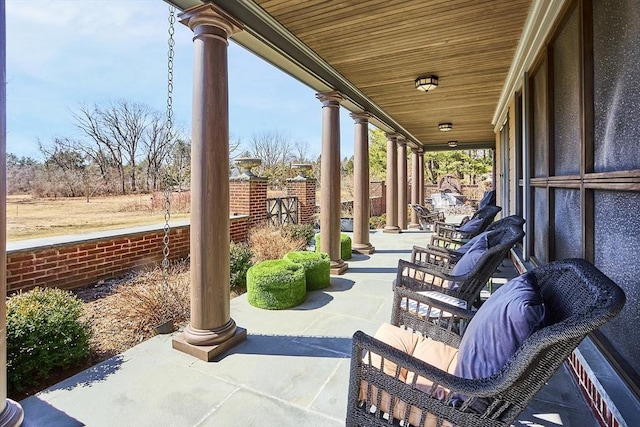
[5,0,357,161]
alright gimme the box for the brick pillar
[287,175,316,225]
[230,177,268,228]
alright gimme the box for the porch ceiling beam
[164,0,422,149]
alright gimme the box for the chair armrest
[348,331,502,426]
[392,285,475,341]
[430,235,468,250]
[411,245,456,267]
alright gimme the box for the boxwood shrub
[7,287,92,391]
[315,233,352,260]
[246,259,306,309]
[230,241,253,288]
[283,251,330,291]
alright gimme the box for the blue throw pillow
[458,217,483,233]
[452,272,546,412]
[447,234,488,290]
[454,231,490,255]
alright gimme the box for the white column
[173,3,246,361]
[0,1,24,424]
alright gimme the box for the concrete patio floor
[20,228,598,426]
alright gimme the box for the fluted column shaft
[384,134,401,233]
[1,1,24,423]
[351,112,375,254]
[317,91,347,274]
[397,138,408,229]
[409,148,421,229]
[175,4,246,358]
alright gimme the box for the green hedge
[7,287,92,391]
[247,259,306,309]
[283,251,330,291]
[315,233,352,260]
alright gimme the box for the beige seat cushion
[360,323,458,427]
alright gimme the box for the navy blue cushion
[458,217,483,233]
[453,272,546,411]
[454,231,490,256]
[447,234,488,290]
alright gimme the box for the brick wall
[286,178,317,225]
[230,178,268,228]
[6,216,250,295]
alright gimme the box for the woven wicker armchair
[403,225,525,309]
[433,205,502,241]
[346,259,626,427]
[411,204,446,231]
[429,215,525,260]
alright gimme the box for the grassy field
[6,194,191,242]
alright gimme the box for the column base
[383,226,402,234]
[408,222,422,230]
[173,327,247,362]
[0,399,24,427]
[352,242,376,254]
[330,260,349,275]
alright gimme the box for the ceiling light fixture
[439,122,453,132]
[448,140,458,148]
[415,75,438,92]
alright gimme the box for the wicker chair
[346,259,626,427]
[403,225,525,309]
[429,215,525,260]
[433,205,502,241]
[411,204,446,231]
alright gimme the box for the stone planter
[291,163,313,180]
[235,157,261,178]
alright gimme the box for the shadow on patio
[20,228,598,427]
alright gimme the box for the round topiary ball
[315,233,353,261]
[247,259,306,309]
[283,251,330,291]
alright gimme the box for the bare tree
[6,154,41,195]
[166,139,191,192]
[38,138,109,200]
[248,130,295,187]
[291,139,313,163]
[72,100,151,194]
[142,113,176,192]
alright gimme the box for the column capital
[396,136,407,148]
[316,90,344,107]
[411,147,421,154]
[349,111,371,123]
[179,3,243,40]
[385,132,398,141]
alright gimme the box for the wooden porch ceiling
[170,0,533,151]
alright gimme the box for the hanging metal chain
[159,5,176,328]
